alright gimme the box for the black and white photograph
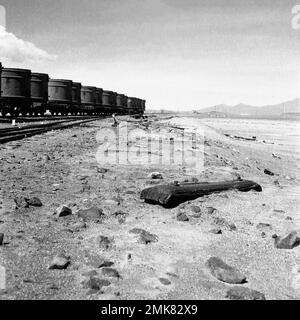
[0,0,299,305]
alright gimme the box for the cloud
[0,26,57,65]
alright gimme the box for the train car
[116,93,128,115]
[0,68,31,116]
[31,72,49,116]
[71,82,82,114]
[80,86,97,115]
[0,62,146,117]
[95,88,103,115]
[103,90,117,115]
[48,79,73,115]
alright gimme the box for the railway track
[0,117,102,144]
[0,115,101,123]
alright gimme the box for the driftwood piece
[141,180,262,208]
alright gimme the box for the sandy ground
[0,115,299,300]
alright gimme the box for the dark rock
[70,221,87,231]
[159,278,171,286]
[14,197,29,209]
[206,207,216,215]
[148,172,163,179]
[97,168,108,174]
[101,267,121,279]
[49,254,70,270]
[98,236,114,250]
[274,231,300,249]
[256,223,272,230]
[285,216,293,221]
[55,206,72,217]
[229,223,237,231]
[226,286,266,300]
[264,169,275,176]
[26,197,43,207]
[209,228,222,235]
[176,211,189,222]
[78,206,103,220]
[89,257,114,269]
[139,231,158,244]
[129,228,158,244]
[0,233,4,245]
[190,206,201,213]
[206,257,247,284]
[83,276,111,291]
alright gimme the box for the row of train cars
[0,63,146,117]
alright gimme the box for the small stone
[148,172,163,180]
[256,223,272,230]
[98,236,114,250]
[70,221,86,231]
[226,286,266,300]
[101,268,121,279]
[209,228,222,235]
[206,207,216,215]
[97,168,108,174]
[190,206,201,213]
[206,257,247,284]
[55,206,72,217]
[285,216,293,221]
[26,197,43,207]
[49,254,70,270]
[0,233,4,245]
[139,232,158,244]
[229,223,237,231]
[78,206,103,220]
[14,197,29,209]
[274,231,300,249]
[89,257,114,269]
[83,276,111,291]
[176,211,189,222]
[264,169,275,176]
[129,228,158,244]
[159,278,171,286]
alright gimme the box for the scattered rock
[274,231,300,249]
[229,223,237,231]
[14,197,29,209]
[98,236,114,250]
[129,228,158,244]
[206,207,216,215]
[55,206,72,217]
[190,206,201,213]
[49,254,70,270]
[176,211,189,222]
[256,223,272,230]
[88,257,114,269]
[97,168,108,174]
[159,278,171,286]
[209,228,222,235]
[264,169,275,176]
[285,216,293,221]
[101,267,121,279]
[148,172,163,180]
[78,206,103,220]
[70,221,86,231]
[83,276,111,291]
[226,286,266,300]
[206,257,247,284]
[0,233,4,245]
[26,197,43,207]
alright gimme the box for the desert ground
[0,115,299,300]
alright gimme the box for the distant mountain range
[197,98,300,117]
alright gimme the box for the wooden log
[141,179,262,208]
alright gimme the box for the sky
[0,0,299,110]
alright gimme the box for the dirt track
[0,116,299,300]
